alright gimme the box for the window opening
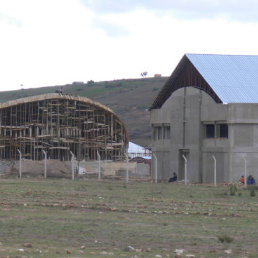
[206,124,215,138]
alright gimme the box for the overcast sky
[1,0,258,91]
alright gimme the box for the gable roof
[150,54,258,109]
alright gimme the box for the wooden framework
[150,55,222,109]
[0,94,128,161]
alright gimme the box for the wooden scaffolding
[0,94,128,161]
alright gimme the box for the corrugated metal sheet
[186,54,258,103]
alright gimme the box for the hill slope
[0,77,168,146]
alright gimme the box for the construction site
[0,93,128,162]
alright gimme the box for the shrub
[107,185,113,191]
[229,184,237,196]
[217,235,234,243]
[250,187,256,197]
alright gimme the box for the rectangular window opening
[157,127,162,140]
[152,126,162,141]
[206,124,215,138]
[219,124,228,138]
[163,126,170,139]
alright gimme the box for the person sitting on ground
[168,172,177,183]
[247,175,256,185]
[239,175,245,184]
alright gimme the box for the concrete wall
[227,104,258,182]
[151,87,217,182]
[81,160,150,177]
[151,87,258,183]
[1,159,150,179]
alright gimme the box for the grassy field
[0,179,257,257]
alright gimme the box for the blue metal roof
[186,54,258,103]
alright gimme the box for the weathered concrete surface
[82,160,150,177]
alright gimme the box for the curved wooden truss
[0,94,128,161]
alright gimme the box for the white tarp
[128,142,151,159]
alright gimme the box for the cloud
[92,18,130,37]
[0,12,22,27]
[80,0,258,21]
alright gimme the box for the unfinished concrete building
[150,54,258,183]
[0,93,128,161]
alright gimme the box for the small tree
[87,80,95,86]
[141,71,148,78]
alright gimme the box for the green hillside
[0,77,168,146]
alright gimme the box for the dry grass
[0,179,257,257]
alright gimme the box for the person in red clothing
[239,175,245,184]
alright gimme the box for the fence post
[243,157,247,188]
[70,151,75,180]
[42,150,47,179]
[212,155,217,187]
[97,151,101,180]
[153,153,158,183]
[17,149,22,179]
[125,153,129,183]
[182,155,187,185]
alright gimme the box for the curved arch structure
[0,93,128,161]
